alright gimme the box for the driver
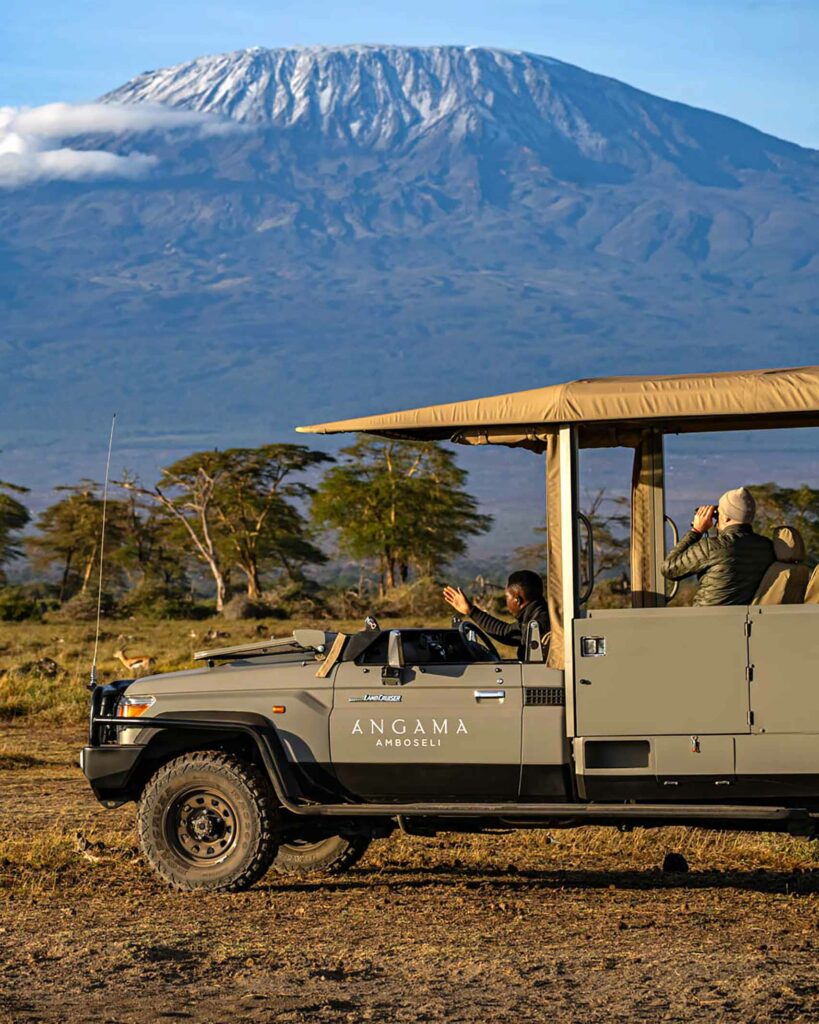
[443,571,550,661]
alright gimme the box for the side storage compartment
[573,735,737,800]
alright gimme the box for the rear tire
[272,833,371,876]
[138,750,278,892]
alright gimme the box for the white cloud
[0,101,235,188]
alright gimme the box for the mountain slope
[2,45,819,535]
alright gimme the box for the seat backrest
[805,564,819,604]
[752,526,810,606]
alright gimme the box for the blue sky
[3,0,818,147]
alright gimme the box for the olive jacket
[661,524,774,606]
[469,597,551,660]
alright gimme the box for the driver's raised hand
[442,585,472,616]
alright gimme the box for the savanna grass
[1,614,443,724]
[1,822,816,899]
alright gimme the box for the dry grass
[1,784,816,902]
[0,823,139,898]
[1,822,816,900]
[0,614,447,723]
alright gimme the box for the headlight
[116,695,156,718]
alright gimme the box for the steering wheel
[459,619,501,662]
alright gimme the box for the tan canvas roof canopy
[298,366,819,441]
[299,365,819,672]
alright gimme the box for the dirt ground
[1,724,818,1023]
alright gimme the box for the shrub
[58,591,114,621]
[261,578,328,618]
[0,586,44,622]
[221,594,271,620]
[118,582,194,621]
[375,576,448,618]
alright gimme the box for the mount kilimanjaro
[2,45,819,517]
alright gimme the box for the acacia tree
[117,487,191,593]
[312,439,492,594]
[0,477,30,584]
[207,446,331,599]
[119,463,227,609]
[27,483,127,601]
[120,445,331,610]
[514,488,630,589]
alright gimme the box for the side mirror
[387,630,405,669]
[382,630,405,683]
[525,620,546,663]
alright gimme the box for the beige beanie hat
[719,487,756,524]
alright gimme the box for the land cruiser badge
[348,694,403,703]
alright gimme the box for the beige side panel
[735,734,819,774]
[749,606,819,734]
[653,735,735,776]
[573,607,750,737]
[125,662,334,763]
[521,665,568,766]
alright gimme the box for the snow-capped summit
[103,44,806,175]
[105,45,577,142]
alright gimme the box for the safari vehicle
[82,367,819,890]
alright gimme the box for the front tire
[138,750,278,892]
[272,833,371,876]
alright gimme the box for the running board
[306,801,807,821]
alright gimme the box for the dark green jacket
[661,525,774,606]
[469,597,550,660]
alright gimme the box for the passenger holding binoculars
[661,487,774,606]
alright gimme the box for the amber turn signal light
[116,696,156,718]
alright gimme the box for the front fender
[82,711,302,807]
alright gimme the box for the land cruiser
[82,366,819,890]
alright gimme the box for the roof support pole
[559,425,579,736]
[631,430,667,608]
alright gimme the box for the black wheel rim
[167,787,239,865]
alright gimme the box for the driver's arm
[467,606,522,649]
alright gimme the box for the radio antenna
[90,414,117,689]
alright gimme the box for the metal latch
[580,636,606,658]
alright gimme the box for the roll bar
[664,513,680,602]
[577,511,595,606]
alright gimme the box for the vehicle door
[330,629,523,802]
[735,604,819,794]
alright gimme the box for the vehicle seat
[751,526,810,605]
[804,564,819,604]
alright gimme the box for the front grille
[524,687,565,707]
[92,680,132,744]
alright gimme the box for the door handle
[474,689,506,700]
